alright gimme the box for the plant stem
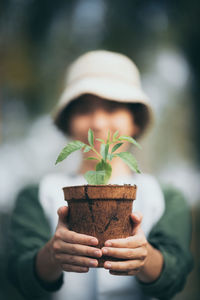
[90,146,102,160]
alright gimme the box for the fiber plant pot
[63,184,137,267]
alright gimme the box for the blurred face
[68,95,139,152]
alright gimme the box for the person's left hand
[102,212,148,275]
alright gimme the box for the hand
[50,206,102,273]
[102,212,148,276]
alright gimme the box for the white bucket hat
[53,50,153,137]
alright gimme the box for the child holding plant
[8,51,193,300]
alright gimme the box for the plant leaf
[95,160,112,183]
[106,130,110,144]
[100,143,109,161]
[83,145,92,152]
[107,153,114,161]
[118,135,142,149]
[111,142,123,153]
[85,156,99,161]
[113,130,119,141]
[84,170,106,185]
[96,138,105,143]
[115,152,141,173]
[55,141,85,164]
[88,128,94,147]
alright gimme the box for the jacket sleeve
[7,185,64,300]
[137,186,194,299]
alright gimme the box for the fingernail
[134,212,141,220]
[91,238,98,244]
[94,250,101,256]
[105,241,112,247]
[102,248,108,254]
[105,262,111,269]
[89,260,98,267]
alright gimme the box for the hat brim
[53,76,154,137]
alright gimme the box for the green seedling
[55,129,141,184]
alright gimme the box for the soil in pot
[63,184,137,267]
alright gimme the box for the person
[7,50,193,300]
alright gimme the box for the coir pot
[63,184,137,267]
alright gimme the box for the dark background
[0,0,200,151]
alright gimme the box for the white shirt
[39,172,165,300]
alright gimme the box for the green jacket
[7,185,193,300]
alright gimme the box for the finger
[104,235,144,248]
[131,212,143,235]
[54,240,102,258]
[62,263,89,273]
[56,253,98,267]
[131,211,143,224]
[57,229,99,246]
[57,206,69,227]
[104,259,142,272]
[109,270,139,276]
[102,247,146,260]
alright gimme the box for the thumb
[131,211,143,235]
[57,206,69,227]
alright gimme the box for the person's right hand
[50,206,102,273]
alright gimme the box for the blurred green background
[0,0,200,299]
